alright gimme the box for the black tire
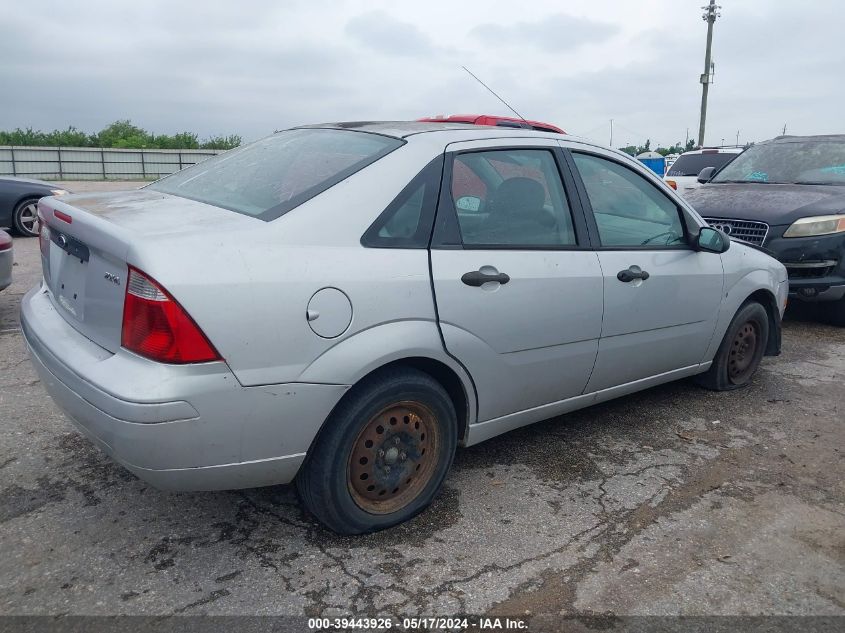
[12,198,41,237]
[296,367,458,535]
[823,296,845,327]
[696,301,769,391]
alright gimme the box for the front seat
[483,177,558,244]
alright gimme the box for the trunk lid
[38,189,258,353]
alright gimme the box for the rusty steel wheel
[348,401,440,514]
[728,321,759,383]
[696,301,769,391]
[297,367,457,534]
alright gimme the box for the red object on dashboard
[418,114,565,134]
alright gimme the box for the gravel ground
[0,184,842,625]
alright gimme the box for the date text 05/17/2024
[308,616,529,630]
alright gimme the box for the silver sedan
[21,122,788,534]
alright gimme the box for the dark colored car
[0,177,70,237]
[686,135,845,325]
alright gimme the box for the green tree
[94,120,152,148]
[1,120,243,149]
[200,134,242,150]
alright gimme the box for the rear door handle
[617,266,650,283]
[461,270,511,287]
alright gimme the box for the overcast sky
[1,0,843,148]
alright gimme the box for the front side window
[711,139,845,185]
[450,149,577,247]
[148,129,403,220]
[572,153,687,248]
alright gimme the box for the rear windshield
[711,139,845,185]
[148,129,403,220]
[666,152,739,177]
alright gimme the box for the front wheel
[12,198,41,237]
[296,367,457,534]
[696,301,769,391]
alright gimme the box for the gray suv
[21,122,787,533]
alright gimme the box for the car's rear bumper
[765,228,845,302]
[0,248,12,291]
[20,285,349,490]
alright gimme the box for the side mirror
[455,195,482,212]
[697,226,730,253]
[697,166,716,183]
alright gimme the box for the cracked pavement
[1,188,843,618]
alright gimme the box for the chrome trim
[703,217,770,246]
[783,260,838,269]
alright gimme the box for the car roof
[417,114,566,134]
[294,120,567,140]
[680,147,744,156]
[290,120,641,164]
[765,134,845,144]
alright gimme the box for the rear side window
[148,129,403,221]
[450,149,577,248]
[666,152,738,177]
[361,157,443,248]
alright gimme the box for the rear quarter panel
[130,138,460,391]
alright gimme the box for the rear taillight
[665,179,677,190]
[0,231,12,252]
[121,267,221,364]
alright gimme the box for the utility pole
[610,119,613,147]
[782,123,787,135]
[698,0,721,147]
[736,130,740,146]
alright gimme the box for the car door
[565,147,724,393]
[429,140,603,422]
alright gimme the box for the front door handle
[461,270,511,287]
[617,266,650,283]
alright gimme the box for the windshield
[148,129,403,220]
[666,152,739,177]
[711,139,845,185]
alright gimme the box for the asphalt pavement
[0,186,842,622]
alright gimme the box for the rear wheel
[296,367,457,534]
[696,301,769,391]
[12,198,40,237]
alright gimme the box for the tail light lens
[0,230,12,252]
[665,179,677,190]
[121,267,222,364]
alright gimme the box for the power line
[612,122,656,144]
[572,122,609,139]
